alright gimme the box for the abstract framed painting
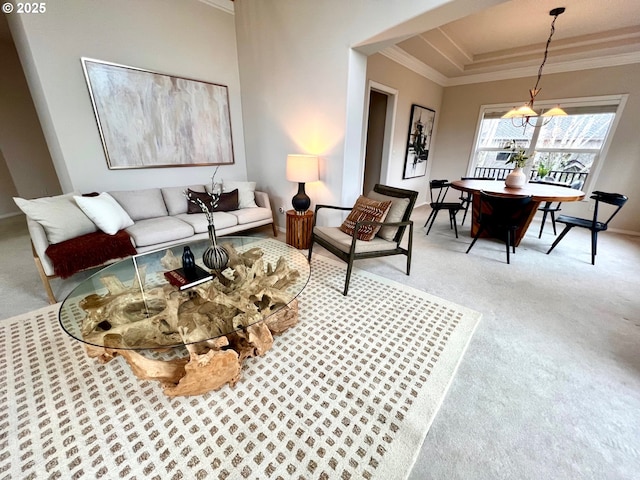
[81,58,234,169]
[403,104,435,179]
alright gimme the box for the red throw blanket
[45,230,137,278]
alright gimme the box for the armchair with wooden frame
[307,184,418,296]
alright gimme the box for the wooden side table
[286,210,314,249]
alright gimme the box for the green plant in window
[536,154,553,177]
[505,140,529,168]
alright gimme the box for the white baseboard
[0,211,23,220]
[609,227,640,236]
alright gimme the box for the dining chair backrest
[478,191,533,226]
[465,191,533,264]
[429,179,452,205]
[591,191,628,228]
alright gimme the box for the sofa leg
[271,222,278,237]
[34,255,57,304]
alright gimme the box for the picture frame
[81,58,234,169]
[403,104,435,179]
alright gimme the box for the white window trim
[468,94,629,196]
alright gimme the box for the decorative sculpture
[184,167,229,270]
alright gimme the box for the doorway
[362,82,397,195]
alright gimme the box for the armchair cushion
[314,226,399,254]
[367,190,411,241]
[339,195,392,241]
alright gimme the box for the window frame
[467,94,628,196]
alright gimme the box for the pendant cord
[532,13,559,94]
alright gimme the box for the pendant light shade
[502,7,567,126]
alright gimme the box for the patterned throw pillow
[186,189,239,213]
[339,195,392,241]
[186,189,216,214]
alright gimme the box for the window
[469,95,627,192]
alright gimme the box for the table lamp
[286,154,319,213]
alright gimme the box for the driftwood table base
[85,300,298,396]
[77,244,303,397]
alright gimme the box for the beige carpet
[0,254,481,479]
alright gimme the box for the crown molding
[447,51,640,86]
[380,46,640,87]
[379,46,449,86]
[198,0,234,15]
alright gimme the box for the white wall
[435,63,640,233]
[0,150,19,218]
[233,0,505,226]
[0,38,60,214]
[7,0,247,194]
[366,53,444,205]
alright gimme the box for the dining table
[450,179,585,246]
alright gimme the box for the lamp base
[291,182,310,213]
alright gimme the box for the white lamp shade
[286,154,319,183]
[541,106,568,117]
[502,105,538,119]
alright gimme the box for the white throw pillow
[221,180,257,208]
[14,193,98,244]
[74,192,134,235]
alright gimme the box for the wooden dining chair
[546,190,628,265]
[424,179,463,238]
[529,180,567,237]
[465,191,533,264]
[530,179,583,238]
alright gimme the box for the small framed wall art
[403,104,435,179]
[81,58,234,169]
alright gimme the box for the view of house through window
[470,97,625,191]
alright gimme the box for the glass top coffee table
[59,236,310,396]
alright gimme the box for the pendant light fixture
[503,7,567,127]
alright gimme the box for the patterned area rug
[0,254,481,479]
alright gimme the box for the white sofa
[21,184,276,303]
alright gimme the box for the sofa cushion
[74,192,134,235]
[14,193,98,244]
[220,180,257,208]
[313,226,398,254]
[174,212,238,234]
[231,207,273,225]
[125,216,194,247]
[161,185,206,216]
[109,188,168,221]
[366,190,411,241]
